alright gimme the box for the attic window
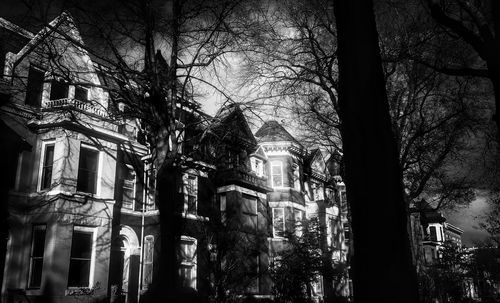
[75,86,89,102]
[250,157,264,177]
[50,79,69,100]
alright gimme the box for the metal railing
[43,98,108,117]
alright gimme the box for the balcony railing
[215,167,271,192]
[43,98,108,118]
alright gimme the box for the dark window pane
[50,79,68,100]
[430,226,437,242]
[41,144,54,190]
[77,148,98,194]
[32,229,46,257]
[68,260,91,287]
[25,66,44,107]
[30,259,43,287]
[68,230,92,288]
[29,226,46,288]
[75,86,88,101]
[71,231,92,259]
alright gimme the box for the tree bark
[333,1,419,302]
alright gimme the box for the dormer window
[50,78,69,100]
[25,65,45,107]
[250,157,264,177]
[75,86,89,102]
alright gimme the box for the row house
[410,201,464,266]
[0,12,349,303]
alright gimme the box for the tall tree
[332,1,419,302]
[419,0,500,137]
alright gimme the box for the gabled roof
[210,104,257,148]
[254,120,300,145]
[11,11,84,68]
[304,148,329,181]
[0,18,34,39]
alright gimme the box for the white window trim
[68,226,97,289]
[37,140,56,191]
[250,157,264,177]
[28,224,46,288]
[78,143,102,196]
[180,235,197,290]
[271,161,284,188]
[272,208,285,238]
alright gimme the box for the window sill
[181,212,209,221]
[65,287,95,296]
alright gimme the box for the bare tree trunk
[333,1,419,302]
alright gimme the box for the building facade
[0,13,349,303]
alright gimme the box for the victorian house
[0,13,349,303]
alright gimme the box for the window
[242,194,258,231]
[49,78,69,100]
[184,174,197,214]
[179,236,197,290]
[122,164,136,209]
[294,209,304,237]
[220,194,226,223]
[312,277,323,295]
[246,255,259,293]
[74,86,89,102]
[142,235,154,289]
[313,184,324,200]
[273,208,285,237]
[293,164,301,190]
[429,226,437,242]
[77,146,99,194]
[340,190,348,213]
[68,227,95,288]
[250,157,264,177]
[146,168,156,211]
[343,223,350,243]
[271,161,283,188]
[40,142,55,190]
[28,225,46,288]
[25,66,44,107]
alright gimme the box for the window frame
[271,161,283,188]
[67,226,96,289]
[179,236,197,290]
[292,163,301,190]
[220,194,227,223]
[242,194,258,231]
[74,85,89,102]
[76,144,101,195]
[142,235,154,289]
[49,77,69,100]
[250,157,264,177]
[293,208,304,237]
[122,164,136,210]
[37,140,56,191]
[28,224,47,289]
[25,65,45,107]
[184,174,198,215]
[272,208,285,238]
